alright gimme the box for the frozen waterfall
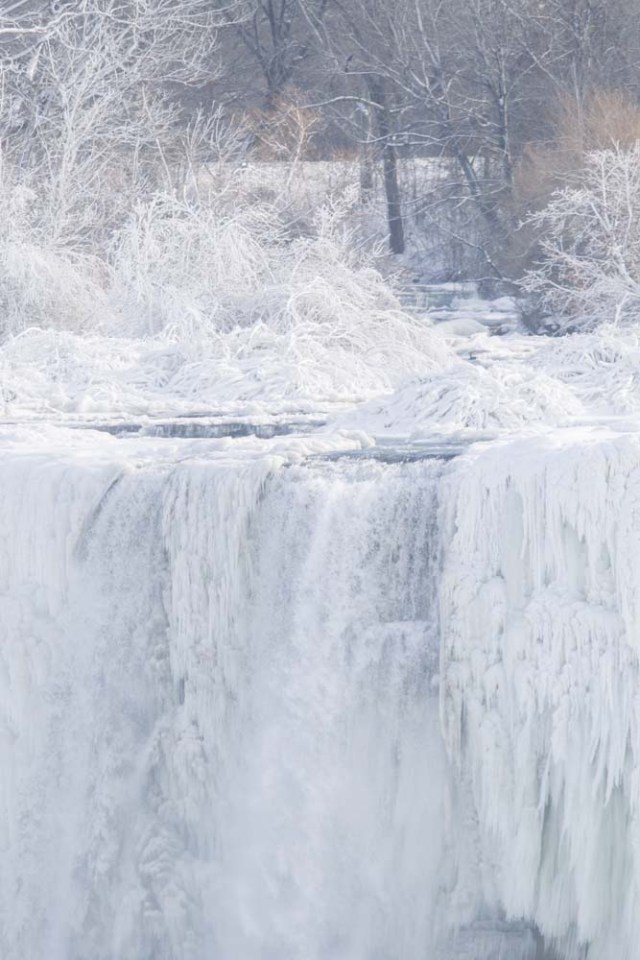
[0,428,470,960]
[441,429,640,960]
[6,421,635,960]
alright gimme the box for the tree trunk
[358,105,374,202]
[382,142,404,254]
[366,75,405,255]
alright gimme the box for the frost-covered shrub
[0,183,110,338]
[108,195,274,338]
[105,190,451,400]
[0,0,449,414]
[0,179,451,413]
[522,145,640,331]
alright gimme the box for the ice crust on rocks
[441,428,640,959]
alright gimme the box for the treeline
[213,0,640,281]
[3,0,640,286]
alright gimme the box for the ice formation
[0,426,463,960]
[441,428,640,959]
[12,412,622,960]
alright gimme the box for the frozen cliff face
[11,416,632,960]
[0,426,461,960]
[441,428,640,960]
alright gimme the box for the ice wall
[0,430,454,960]
[441,429,640,960]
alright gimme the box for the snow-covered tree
[522,144,640,331]
[0,0,225,245]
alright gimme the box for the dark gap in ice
[71,420,470,464]
[76,419,327,439]
[316,440,468,463]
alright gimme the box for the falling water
[1,436,478,960]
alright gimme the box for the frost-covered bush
[105,190,451,402]
[522,145,640,331]
[108,194,285,338]
[0,179,451,413]
[1,0,221,245]
[0,181,110,339]
[0,0,451,415]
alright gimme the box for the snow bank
[5,178,640,436]
[0,316,451,417]
[333,360,584,438]
[333,318,640,440]
[532,324,640,416]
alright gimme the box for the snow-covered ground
[5,278,640,438]
[3,272,640,958]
